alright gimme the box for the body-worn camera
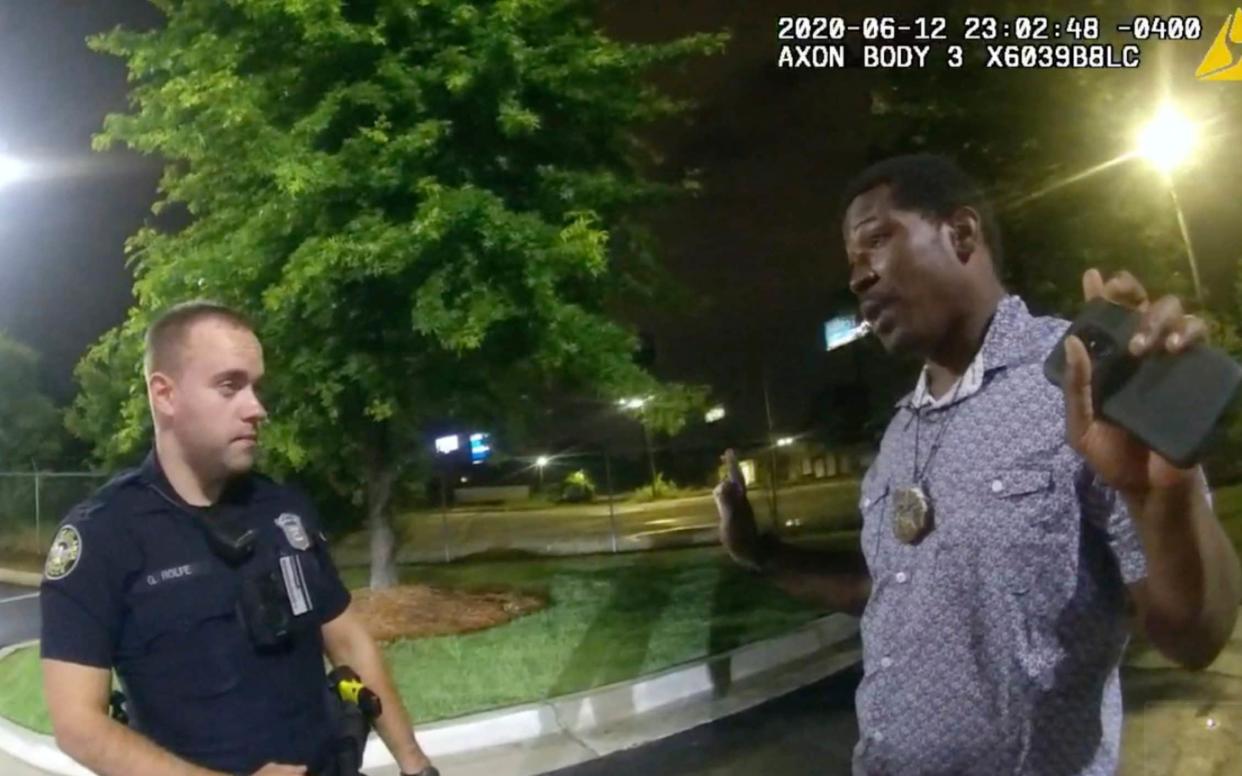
[1044,298,1242,468]
[237,570,294,651]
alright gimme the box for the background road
[358,480,862,563]
[0,582,39,648]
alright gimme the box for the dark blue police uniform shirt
[40,450,353,773]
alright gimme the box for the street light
[0,155,27,187]
[1136,105,1197,174]
[1135,104,1204,303]
[535,455,549,491]
[618,396,659,498]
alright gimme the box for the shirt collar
[895,294,1034,409]
[909,353,984,409]
[139,448,252,509]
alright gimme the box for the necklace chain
[912,373,967,484]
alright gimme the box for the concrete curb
[0,641,92,776]
[0,569,42,588]
[360,613,859,772]
[0,615,859,776]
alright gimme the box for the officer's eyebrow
[213,369,259,386]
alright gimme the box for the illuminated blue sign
[469,433,491,464]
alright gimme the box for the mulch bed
[351,584,547,642]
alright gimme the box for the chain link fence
[0,472,109,558]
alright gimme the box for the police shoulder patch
[44,525,82,580]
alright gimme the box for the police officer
[41,301,439,776]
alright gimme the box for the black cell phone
[1044,298,1242,468]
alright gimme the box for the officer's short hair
[840,153,1004,274]
[144,300,255,379]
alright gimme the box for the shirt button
[991,479,1004,493]
[895,571,908,584]
[873,731,885,743]
[863,497,872,508]
[880,656,894,669]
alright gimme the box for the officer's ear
[148,372,177,417]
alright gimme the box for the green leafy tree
[559,468,595,502]
[73,0,725,587]
[0,333,65,469]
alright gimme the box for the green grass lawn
[0,648,45,733]
[0,546,830,735]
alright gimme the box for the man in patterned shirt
[714,154,1242,774]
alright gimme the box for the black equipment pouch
[198,508,258,566]
[145,483,258,567]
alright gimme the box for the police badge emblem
[45,525,82,580]
[275,513,311,551]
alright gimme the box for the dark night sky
[0,1,162,398]
[0,1,1235,456]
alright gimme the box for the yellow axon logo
[1196,8,1242,80]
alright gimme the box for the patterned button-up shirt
[853,295,1153,775]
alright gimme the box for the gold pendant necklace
[892,484,932,544]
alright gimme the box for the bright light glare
[0,155,27,187]
[536,456,550,467]
[705,406,726,423]
[776,437,795,447]
[1136,106,1197,173]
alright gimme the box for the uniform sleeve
[294,490,352,624]
[39,510,127,668]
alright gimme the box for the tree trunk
[366,455,400,590]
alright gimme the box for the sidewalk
[1120,612,1242,774]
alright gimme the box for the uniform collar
[895,294,1033,409]
[138,449,254,509]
